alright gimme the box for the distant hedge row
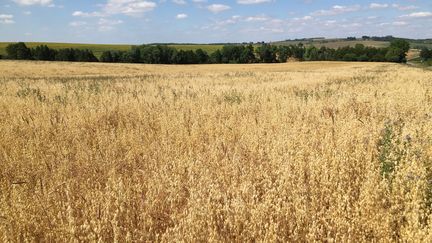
[2,40,411,64]
[420,47,432,61]
[5,43,98,62]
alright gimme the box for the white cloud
[311,5,360,16]
[98,18,123,31]
[401,12,432,18]
[245,16,268,22]
[69,21,87,27]
[98,18,123,25]
[392,21,407,26]
[293,15,313,21]
[237,0,271,4]
[0,14,14,24]
[207,4,230,14]
[369,3,389,9]
[73,0,157,18]
[172,0,186,5]
[104,0,157,16]
[12,0,52,6]
[392,4,418,11]
[72,11,105,17]
[176,13,188,19]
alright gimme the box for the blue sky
[0,0,431,44]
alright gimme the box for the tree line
[1,40,410,64]
[4,42,98,62]
[420,47,432,62]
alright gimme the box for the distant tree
[173,50,198,64]
[357,54,369,62]
[32,45,56,61]
[256,44,277,63]
[385,47,403,62]
[362,36,370,40]
[220,45,244,63]
[292,44,305,60]
[343,53,357,61]
[195,49,209,64]
[239,45,256,63]
[371,53,386,62]
[6,42,32,60]
[130,47,141,63]
[77,49,98,62]
[390,39,410,53]
[55,48,76,61]
[120,51,133,63]
[111,51,124,62]
[387,39,410,63]
[277,46,292,63]
[100,51,114,62]
[354,44,365,56]
[420,47,431,61]
[210,49,222,63]
[318,47,335,61]
[304,46,319,61]
[54,48,97,62]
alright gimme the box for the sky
[0,0,431,44]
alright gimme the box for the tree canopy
[4,41,412,64]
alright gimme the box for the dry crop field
[1,60,432,242]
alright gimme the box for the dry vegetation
[1,60,432,242]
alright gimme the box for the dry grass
[1,60,432,242]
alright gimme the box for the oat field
[1,60,432,242]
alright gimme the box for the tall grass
[0,61,431,242]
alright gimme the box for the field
[275,39,432,49]
[0,42,222,57]
[1,60,432,241]
[275,39,390,49]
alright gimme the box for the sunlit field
[1,60,432,242]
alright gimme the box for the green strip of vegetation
[0,39,413,65]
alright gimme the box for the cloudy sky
[1,0,431,44]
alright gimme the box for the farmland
[274,39,390,48]
[1,60,432,241]
[274,38,432,49]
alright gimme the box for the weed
[16,87,46,102]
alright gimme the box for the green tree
[277,46,292,63]
[420,48,431,61]
[256,44,277,63]
[385,47,403,62]
[387,39,410,63]
[32,45,56,61]
[390,39,410,53]
[304,46,319,61]
[195,49,209,64]
[100,51,114,62]
[210,49,222,63]
[6,42,32,60]
[239,45,256,63]
[343,53,357,61]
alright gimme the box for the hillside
[274,38,432,49]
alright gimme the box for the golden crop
[1,60,432,242]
